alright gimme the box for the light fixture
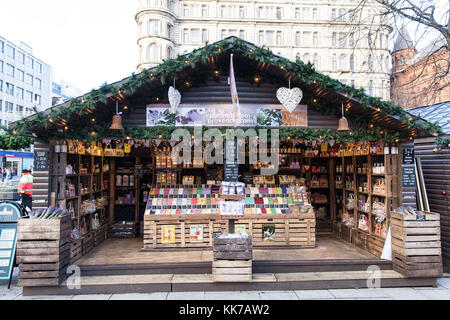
[253,75,261,84]
[313,99,317,103]
[64,126,68,131]
[123,105,129,111]
[213,70,220,77]
[109,101,124,130]
[337,102,350,132]
[91,118,96,123]
[369,124,374,128]
[184,81,192,88]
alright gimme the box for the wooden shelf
[372,193,386,197]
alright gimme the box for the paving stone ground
[1,272,450,300]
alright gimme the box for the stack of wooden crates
[212,236,253,282]
[391,211,443,277]
[17,215,71,287]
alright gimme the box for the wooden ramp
[22,269,436,296]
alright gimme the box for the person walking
[18,169,33,210]
[5,169,12,186]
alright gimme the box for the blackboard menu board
[402,149,415,165]
[134,164,144,178]
[34,151,49,171]
[402,166,416,188]
[224,138,239,182]
[243,172,254,184]
[0,224,17,280]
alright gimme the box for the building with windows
[136,0,392,99]
[390,28,450,109]
[0,35,52,127]
[52,79,83,106]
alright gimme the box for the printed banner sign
[146,104,307,127]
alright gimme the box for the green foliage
[0,132,33,150]
[9,37,442,142]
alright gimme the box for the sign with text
[402,149,415,165]
[0,224,17,280]
[402,166,416,188]
[34,151,49,171]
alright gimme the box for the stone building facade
[135,0,392,100]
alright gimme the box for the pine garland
[9,37,443,142]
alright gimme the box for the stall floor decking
[76,235,377,266]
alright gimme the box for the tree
[342,0,450,109]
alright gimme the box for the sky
[0,0,137,92]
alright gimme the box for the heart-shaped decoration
[328,140,335,147]
[313,149,319,156]
[276,87,303,113]
[168,86,181,113]
[154,139,162,147]
[304,165,310,172]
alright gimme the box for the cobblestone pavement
[2,270,450,300]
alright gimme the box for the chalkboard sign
[402,166,416,188]
[243,172,254,184]
[402,149,415,165]
[134,164,144,178]
[34,150,49,171]
[224,138,239,182]
[0,224,18,280]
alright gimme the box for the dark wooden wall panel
[122,76,342,129]
[414,136,450,271]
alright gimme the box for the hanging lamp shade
[109,101,124,130]
[337,103,350,132]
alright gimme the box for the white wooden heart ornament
[276,87,303,113]
[168,86,181,113]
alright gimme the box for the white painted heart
[154,139,161,147]
[168,86,181,113]
[328,140,335,147]
[276,87,303,113]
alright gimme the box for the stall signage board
[402,149,415,165]
[134,165,144,178]
[0,202,20,280]
[224,138,239,182]
[402,166,416,188]
[34,151,49,171]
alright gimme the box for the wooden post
[181,221,186,247]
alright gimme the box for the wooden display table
[143,213,315,249]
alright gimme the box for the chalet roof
[409,100,450,134]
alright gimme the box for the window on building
[332,54,337,71]
[258,6,263,18]
[276,7,282,19]
[266,31,274,46]
[303,53,310,63]
[313,8,318,20]
[339,54,346,70]
[0,40,3,53]
[201,4,207,17]
[36,62,42,74]
[167,24,172,37]
[400,56,404,65]
[369,80,373,96]
[26,107,32,114]
[6,45,15,58]
[0,60,3,72]
[313,54,318,68]
[18,51,25,64]
[295,8,300,19]
[16,105,23,112]
[258,31,264,44]
[368,54,373,71]
[6,64,14,77]
[17,69,24,81]
[201,29,208,43]
[34,94,41,105]
[0,80,2,92]
[349,33,355,47]
[276,31,282,45]
[331,8,337,20]
[35,78,41,89]
[26,91,32,103]
[148,19,159,36]
[26,56,34,69]
[351,80,355,87]
[339,33,346,47]
[147,43,158,61]
[386,56,390,71]
[167,46,172,59]
[26,74,33,86]
[348,9,354,21]
[349,54,355,71]
[16,87,24,99]
[303,31,311,46]
[302,7,310,20]
[220,5,226,18]
[239,30,245,39]
[239,6,245,18]
[183,29,189,43]
[183,4,189,17]
[221,29,227,40]
[332,32,337,46]
[5,101,14,113]
[5,83,14,95]
[191,29,200,44]
[313,32,318,46]
[339,8,346,21]
[295,32,301,46]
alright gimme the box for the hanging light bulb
[109,101,124,130]
[337,102,350,132]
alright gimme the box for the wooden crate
[16,215,71,287]
[352,229,368,250]
[341,224,353,243]
[391,211,442,278]
[143,216,226,249]
[70,238,83,263]
[212,260,252,282]
[367,235,386,258]
[94,224,107,246]
[213,237,253,260]
[82,232,94,255]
